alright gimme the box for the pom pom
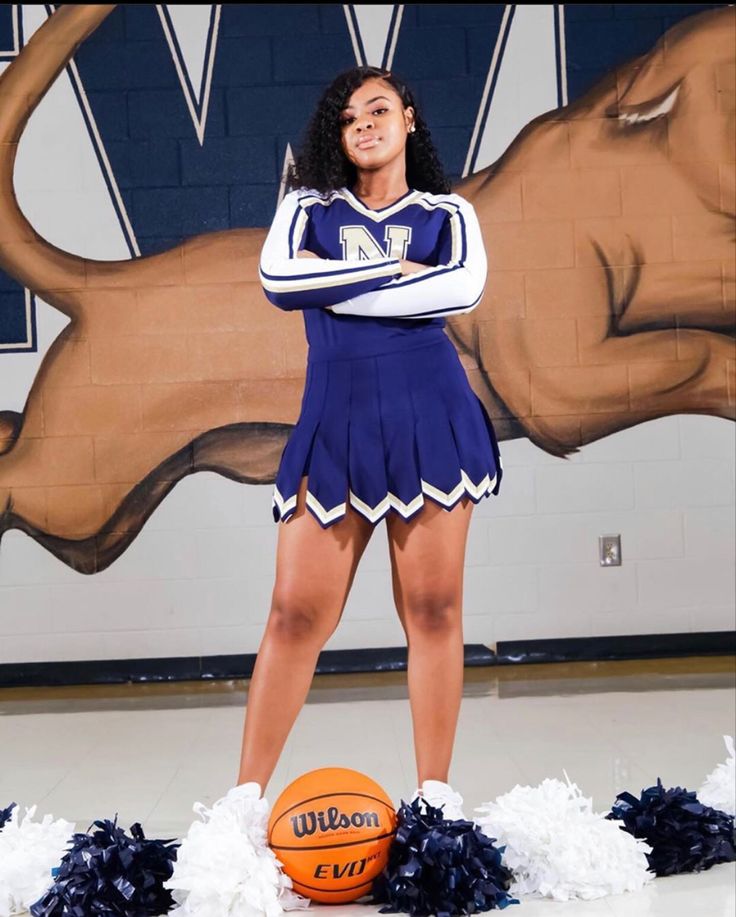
[368,796,519,915]
[164,784,312,917]
[0,803,75,917]
[473,772,653,902]
[605,776,736,877]
[28,816,179,917]
[698,735,735,817]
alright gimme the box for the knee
[268,589,334,642]
[402,590,460,634]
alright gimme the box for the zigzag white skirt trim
[273,467,499,528]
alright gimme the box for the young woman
[234,64,504,824]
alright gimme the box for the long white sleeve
[326,194,487,319]
[259,190,402,311]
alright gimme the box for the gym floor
[1,655,734,916]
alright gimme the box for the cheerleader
[167,64,504,913]
[242,62,502,813]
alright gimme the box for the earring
[409,125,416,133]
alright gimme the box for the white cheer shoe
[410,778,469,822]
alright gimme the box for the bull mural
[0,4,732,572]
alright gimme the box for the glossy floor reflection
[0,655,733,916]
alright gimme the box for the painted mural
[0,4,733,572]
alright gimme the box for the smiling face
[339,78,415,176]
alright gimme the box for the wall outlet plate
[599,534,622,566]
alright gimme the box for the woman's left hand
[399,259,429,275]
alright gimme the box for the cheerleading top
[258,186,486,357]
[258,186,502,527]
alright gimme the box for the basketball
[267,767,398,904]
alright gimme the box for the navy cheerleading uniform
[259,185,504,528]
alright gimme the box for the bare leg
[386,497,474,786]
[237,476,374,793]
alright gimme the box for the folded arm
[259,190,402,311]
[326,194,487,319]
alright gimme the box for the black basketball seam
[269,791,395,837]
[270,827,397,852]
[272,790,393,821]
[291,877,375,894]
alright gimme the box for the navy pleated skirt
[272,332,503,528]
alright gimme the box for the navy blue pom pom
[606,777,736,877]
[28,816,180,917]
[368,797,519,916]
[0,801,17,830]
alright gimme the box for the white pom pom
[165,784,312,917]
[0,804,75,917]
[698,735,735,817]
[473,771,653,902]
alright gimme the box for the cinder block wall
[0,4,732,666]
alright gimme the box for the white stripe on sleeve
[259,190,402,311]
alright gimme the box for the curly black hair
[286,66,451,196]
